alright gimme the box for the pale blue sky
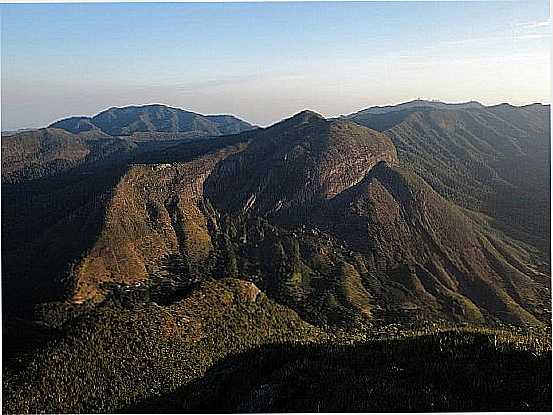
[1,1,550,130]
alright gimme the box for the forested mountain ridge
[49,104,255,138]
[1,128,136,183]
[347,102,550,256]
[346,99,485,116]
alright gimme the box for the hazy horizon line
[2,97,550,132]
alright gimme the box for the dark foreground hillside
[137,331,551,413]
[2,278,551,413]
[2,279,322,414]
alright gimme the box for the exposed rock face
[205,111,398,218]
[234,280,262,303]
[72,143,247,302]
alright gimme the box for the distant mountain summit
[49,104,255,138]
[347,99,485,117]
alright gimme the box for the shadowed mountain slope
[132,329,550,413]
[5,276,549,414]
[1,128,136,183]
[319,161,548,325]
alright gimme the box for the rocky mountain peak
[288,109,325,123]
[204,112,398,217]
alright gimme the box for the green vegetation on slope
[349,104,550,257]
[3,277,550,413]
[2,279,323,414]
[49,104,254,137]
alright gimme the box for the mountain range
[2,100,551,413]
